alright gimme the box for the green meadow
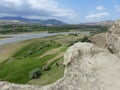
[0,34,86,86]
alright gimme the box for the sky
[0,0,120,24]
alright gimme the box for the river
[0,32,89,45]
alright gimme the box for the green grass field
[0,34,86,86]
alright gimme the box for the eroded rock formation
[106,19,120,58]
[1,19,120,90]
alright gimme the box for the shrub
[29,68,41,80]
[80,36,91,43]
[68,33,78,36]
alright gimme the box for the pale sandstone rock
[89,33,106,48]
[106,19,120,58]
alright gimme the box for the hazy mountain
[80,20,115,27]
[0,16,65,25]
[43,19,66,25]
[0,20,24,24]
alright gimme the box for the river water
[0,32,89,45]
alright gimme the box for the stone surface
[106,19,120,58]
[89,33,106,48]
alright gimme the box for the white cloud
[86,12,110,20]
[114,5,120,12]
[0,0,77,20]
[96,6,105,11]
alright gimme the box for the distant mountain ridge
[0,16,65,25]
[80,20,115,27]
[0,16,115,26]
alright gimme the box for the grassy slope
[0,41,61,83]
[0,40,32,62]
[28,58,64,86]
[0,34,86,85]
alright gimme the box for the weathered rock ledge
[106,19,120,58]
[1,20,120,90]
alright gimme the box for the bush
[42,65,50,71]
[29,68,41,80]
[80,36,91,43]
[68,33,78,36]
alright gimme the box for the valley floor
[0,34,86,86]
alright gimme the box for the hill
[0,16,65,25]
[80,20,114,27]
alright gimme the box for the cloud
[0,0,77,20]
[96,6,105,11]
[86,12,110,20]
[114,5,120,12]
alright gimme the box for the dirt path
[39,47,62,59]
[46,52,64,64]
